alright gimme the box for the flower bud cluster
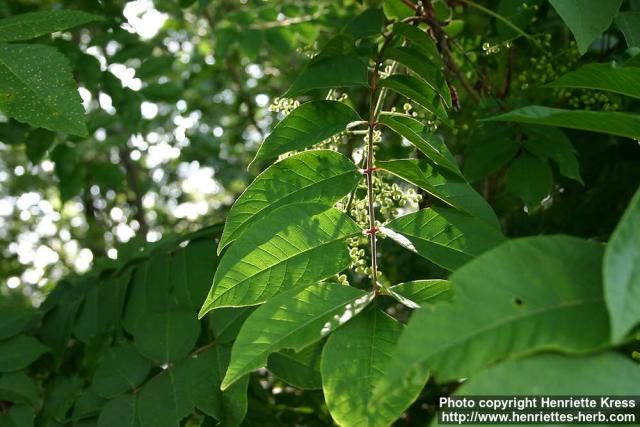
[268,97,299,115]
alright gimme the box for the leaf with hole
[222,150,361,252]
[199,203,362,315]
[222,282,373,390]
[374,236,610,403]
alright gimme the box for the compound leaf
[545,62,640,99]
[92,344,153,398]
[0,335,48,372]
[388,280,452,308]
[379,75,448,122]
[134,309,201,363]
[285,55,369,96]
[505,152,553,208]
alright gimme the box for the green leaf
[251,101,360,166]
[137,364,193,427]
[0,335,48,372]
[379,159,500,228]
[392,23,442,68]
[0,305,35,340]
[383,0,414,20]
[70,389,106,421]
[549,0,623,54]
[616,12,640,48]
[92,344,153,398]
[374,236,610,402]
[0,10,102,42]
[483,106,640,140]
[378,75,448,122]
[284,55,369,97]
[26,128,55,164]
[170,238,220,310]
[379,114,459,175]
[388,280,452,308]
[97,394,137,427]
[267,342,323,390]
[344,8,384,39]
[207,307,255,344]
[187,345,249,427]
[0,405,34,427]
[0,44,88,136]
[545,62,640,99]
[496,0,542,39]
[604,187,640,342]
[382,207,506,271]
[505,152,553,207]
[222,150,361,251]
[463,124,519,181]
[522,125,582,184]
[454,352,640,395]
[222,282,373,390]
[199,203,362,315]
[0,372,38,405]
[134,309,201,363]
[322,309,425,427]
[385,45,452,108]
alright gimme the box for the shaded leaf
[267,342,323,390]
[0,372,38,405]
[92,344,153,398]
[523,125,582,184]
[616,12,640,48]
[207,307,255,344]
[545,62,640,99]
[379,75,448,122]
[344,8,384,39]
[379,159,500,228]
[137,364,193,427]
[604,187,640,342]
[97,394,137,427]
[483,105,640,140]
[285,55,369,96]
[223,150,361,251]
[0,305,36,340]
[549,0,623,54]
[505,152,553,207]
[199,203,362,315]
[463,123,519,181]
[0,335,48,372]
[374,236,610,402]
[134,309,201,363]
[222,282,373,389]
[392,23,442,67]
[0,44,88,136]
[251,102,360,166]
[382,207,506,271]
[385,45,452,108]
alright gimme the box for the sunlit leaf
[545,62,640,99]
[222,150,361,251]
[0,10,102,42]
[222,282,373,390]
